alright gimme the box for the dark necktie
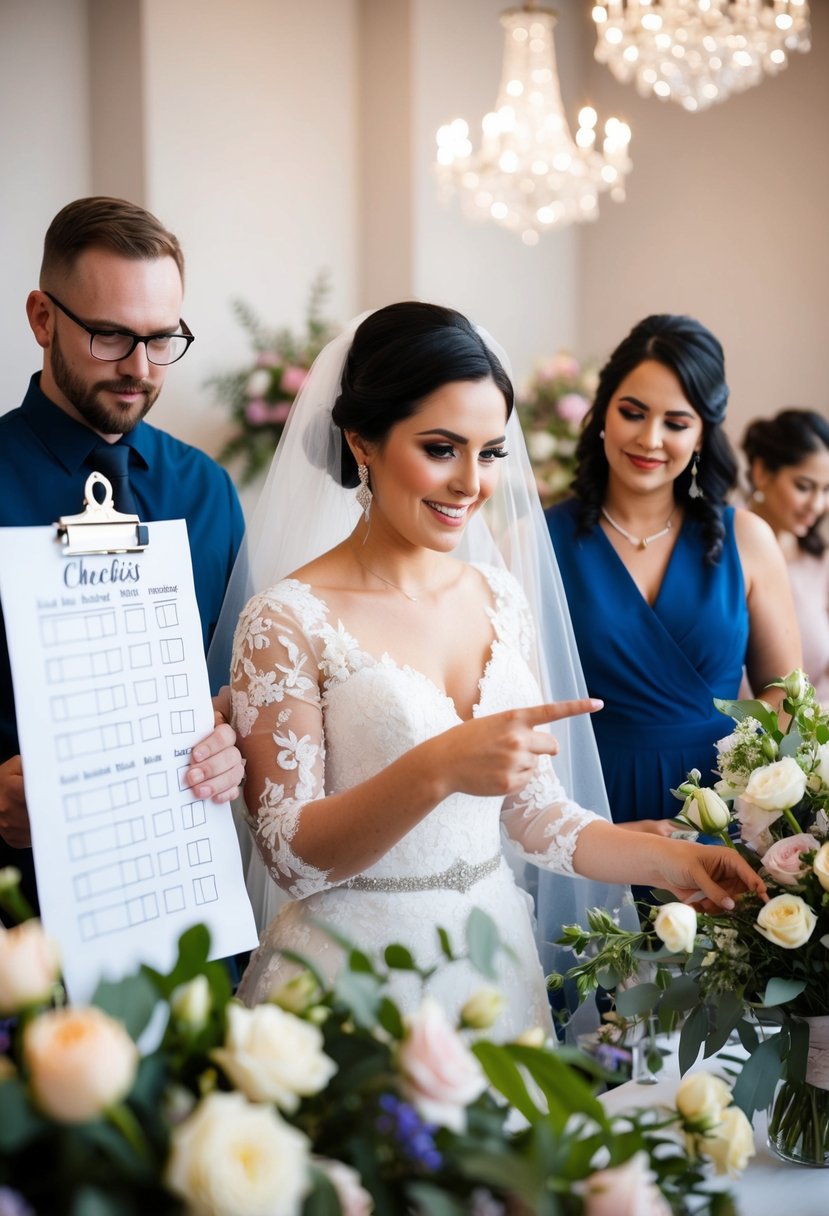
[89,442,138,515]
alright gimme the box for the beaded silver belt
[344,853,501,895]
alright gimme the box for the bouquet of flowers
[209,273,337,486]
[550,669,829,1167]
[517,352,598,509]
[0,873,742,1216]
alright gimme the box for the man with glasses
[0,197,246,917]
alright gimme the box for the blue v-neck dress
[546,500,749,823]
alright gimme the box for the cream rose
[459,987,504,1031]
[815,743,829,789]
[398,996,487,1133]
[700,1105,756,1176]
[24,1006,138,1123]
[170,975,211,1031]
[166,1090,310,1216]
[675,1072,733,1129]
[760,834,819,887]
[680,787,731,834]
[212,1002,336,1113]
[653,903,698,954]
[0,919,60,1014]
[755,893,817,949]
[582,1152,671,1216]
[744,756,807,812]
[813,841,829,893]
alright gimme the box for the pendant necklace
[601,505,676,551]
[350,541,435,602]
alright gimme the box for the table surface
[599,1038,828,1216]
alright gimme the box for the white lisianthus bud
[813,842,829,893]
[755,893,817,949]
[761,736,779,762]
[514,1026,547,1048]
[744,756,807,812]
[783,669,809,704]
[268,970,320,1015]
[0,919,60,1014]
[459,987,504,1031]
[653,903,697,954]
[24,1006,138,1123]
[680,787,731,834]
[170,975,211,1031]
[245,367,272,398]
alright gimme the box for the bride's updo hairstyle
[330,301,514,489]
[742,409,829,557]
[570,313,738,564]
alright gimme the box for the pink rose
[397,997,487,1133]
[267,401,292,424]
[541,353,580,380]
[583,1153,671,1216]
[313,1158,373,1215]
[280,365,308,394]
[761,834,819,886]
[256,351,281,368]
[244,398,270,426]
[555,392,590,425]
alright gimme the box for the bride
[211,303,765,1039]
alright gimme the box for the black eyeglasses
[44,291,195,366]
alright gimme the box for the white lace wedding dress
[230,563,601,1040]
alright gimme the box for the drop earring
[688,453,704,499]
[356,463,372,521]
[751,488,765,504]
[599,429,606,439]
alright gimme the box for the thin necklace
[601,505,676,551]
[351,542,433,602]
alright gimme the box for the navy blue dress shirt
[0,375,245,908]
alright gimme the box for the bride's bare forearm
[571,819,671,887]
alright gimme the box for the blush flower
[397,997,487,1133]
[760,834,819,887]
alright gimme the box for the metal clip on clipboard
[55,471,150,556]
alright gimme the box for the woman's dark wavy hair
[742,409,829,557]
[570,314,737,564]
[330,301,513,488]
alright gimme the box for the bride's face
[359,377,509,552]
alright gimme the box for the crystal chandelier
[592,1,811,112]
[435,6,632,246]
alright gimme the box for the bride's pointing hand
[432,698,603,800]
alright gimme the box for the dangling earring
[599,429,606,439]
[688,453,704,499]
[751,488,765,504]
[356,463,372,521]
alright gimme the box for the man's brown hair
[40,196,185,287]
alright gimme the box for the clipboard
[55,471,150,556]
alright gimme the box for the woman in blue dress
[545,314,801,830]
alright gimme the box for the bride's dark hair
[331,301,514,488]
[570,313,738,564]
[742,409,829,557]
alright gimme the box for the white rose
[744,756,807,812]
[24,1006,138,1123]
[583,1152,671,1216]
[675,1072,733,1129]
[459,987,504,1031]
[813,841,829,893]
[313,1158,374,1216]
[398,996,487,1133]
[755,893,817,949]
[166,1091,310,1216]
[245,368,272,398]
[733,796,778,850]
[653,903,697,954]
[680,787,731,833]
[699,1105,756,1176]
[212,1002,336,1113]
[526,430,557,462]
[170,975,211,1031]
[815,743,829,789]
[0,919,60,1014]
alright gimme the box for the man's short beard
[50,329,159,435]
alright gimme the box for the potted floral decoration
[550,669,829,1168]
[0,872,746,1215]
[208,273,337,486]
[517,352,598,509]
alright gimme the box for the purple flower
[244,399,271,426]
[0,1190,34,1216]
[375,1092,443,1170]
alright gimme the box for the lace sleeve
[229,583,333,899]
[500,754,602,878]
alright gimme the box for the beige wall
[1,0,825,474]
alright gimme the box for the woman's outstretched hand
[652,838,768,911]
[432,699,603,800]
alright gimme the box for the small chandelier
[435,6,632,246]
[592,1,811,112]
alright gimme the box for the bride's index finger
[520,698,604,726]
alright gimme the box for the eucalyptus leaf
[91,972,160,1039]
[384,943,416,970]
[678,1004,708,1074]
[466,906,501,980]
[0,1078,45,1149]
[472,1041,543,1123]
[406,1183,466,1216]
[333,969,382,1027]
[760,977,807,1007]
[731,1034,784,1115]
[596,966,619,989]
[615,981,661,1018]
[713,696,778,734]
[658,973,700,1013]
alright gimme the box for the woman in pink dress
[742,409,829,702]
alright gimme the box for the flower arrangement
[517,352,599,509]
[550,669,829,1166]
[209,273,337,486]
[0,873,742,1216]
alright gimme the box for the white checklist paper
[0,519,257,1002]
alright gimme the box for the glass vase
[767,1016,829,1167]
